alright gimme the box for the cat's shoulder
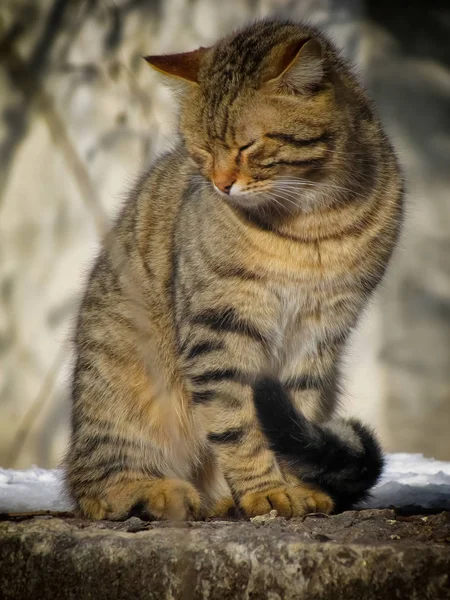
[115,145,191,215]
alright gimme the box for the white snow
[1,453,450,513]
[362,453,450,511]
[0,467,71,512]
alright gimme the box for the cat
[64,18,402,521]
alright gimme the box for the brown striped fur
[64,19,402,520]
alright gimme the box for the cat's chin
[210,181,307,214]
[211,187,270,211]
[227,191,306,215]
[225,194,267,211]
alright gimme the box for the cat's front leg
[181,330,332,518]
[194,383,332,518]
[278,324,343,422]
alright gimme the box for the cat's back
[74,145,193,368]
[87,146,191,294]
[117,145,192,281]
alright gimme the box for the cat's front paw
[240,484,333,519]
[207,496,237,518]
[299,484,334,515]
[80,478,202,521]
[136,479,202,521]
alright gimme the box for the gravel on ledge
[0,509,449,599]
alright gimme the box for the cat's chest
[270,282,318,347]
[269,279,350,365]
[272,276,328,322]
[276,284,305,327]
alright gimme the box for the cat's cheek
[197,160,214,179]
[188,157,211,179]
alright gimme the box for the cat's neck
[230,193,376,243]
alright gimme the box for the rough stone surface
[1,0,450,469]
[1,509,449,599]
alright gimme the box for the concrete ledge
[0,509,449,599]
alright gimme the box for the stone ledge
[0,509,449,599]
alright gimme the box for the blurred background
[0,0,449,469]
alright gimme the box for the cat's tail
[253,377,384,513]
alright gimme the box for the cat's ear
[264,38,324,92]
[144,47,208,85]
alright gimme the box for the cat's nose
[214,174,236,195]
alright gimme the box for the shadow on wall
[0,0,449,467]
[364,0,450,458]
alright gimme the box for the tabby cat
[65,19,402,520]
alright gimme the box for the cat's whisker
[264,193,293,215]
[262,187,300,205]
[278,180,366,196]
[276,175,362,191]
[275,180,368,201]
[276,178,357,193]
[266,191,302,213]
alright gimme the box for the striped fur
[64,19,403,520]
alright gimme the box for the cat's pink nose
[214,174,236,195]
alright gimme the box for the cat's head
[145,21,352,213]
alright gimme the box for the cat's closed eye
[238,140,256,153]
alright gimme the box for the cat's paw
[80,479,202,521]
[207,496,237,518]
[240,484,333,519]
[299,484,334,515]
[132,479,202,521]
[78,496,110,520]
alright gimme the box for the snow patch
[363,453,450,511]
[0,467,71,512]
[1,453,449,513]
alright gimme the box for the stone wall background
[0,0,449,468]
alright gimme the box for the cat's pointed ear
[144,47,209,84]
[264,38,324,92]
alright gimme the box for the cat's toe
[299,485,334,514]
[240,485,307,519]
[87,478,202,521]
[140,479,202,521]
[78,496,109,520]
[240,484,334,519]
[207,496,237,518]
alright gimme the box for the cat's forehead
[198,52,261,139]
[197,86,303,148]
[198,26,285,118]
[200,20,318,85]
[197,66,286,144]
[198,86,257,144]
[195,22,321,143]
